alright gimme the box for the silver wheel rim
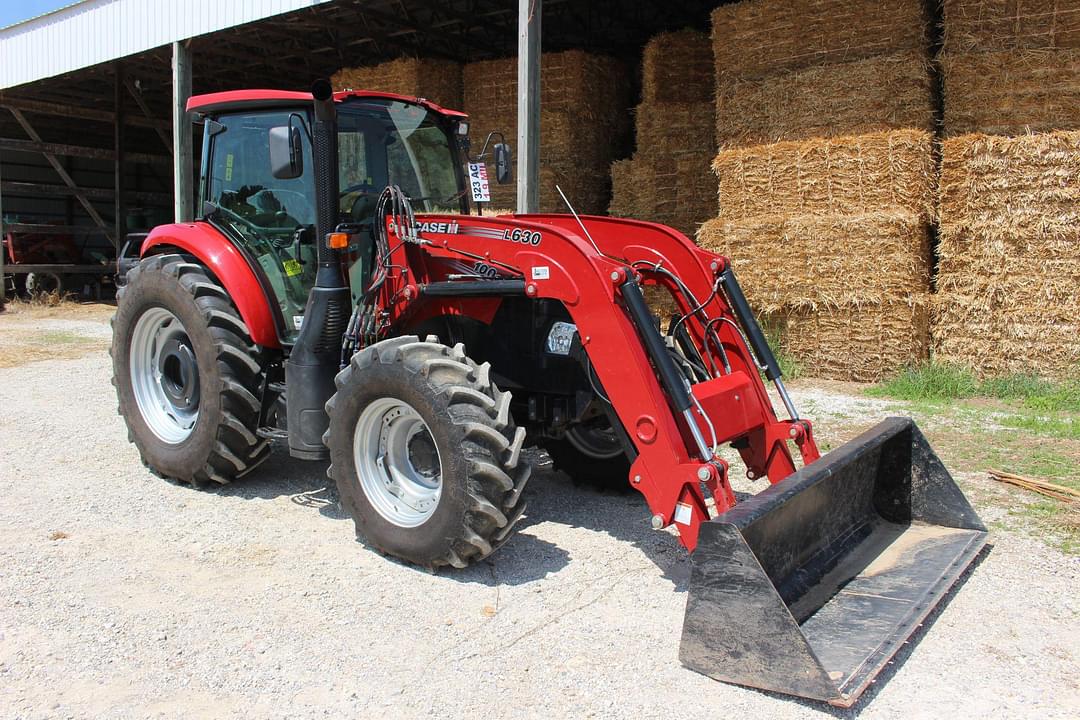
[566,421,623,460]
[129,306,200,444]
[353,397,443,528]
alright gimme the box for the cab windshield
[337,98,467,220]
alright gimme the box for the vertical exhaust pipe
[286,79,351,459]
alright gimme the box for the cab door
[203,110,317,341]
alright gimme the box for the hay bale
[608,159,640,219]
[941,49,1080,136]
[614,152,716,236]
[331,58,463,109]
[770,298,930,382]
[642,30,713,103]
[934,131,1080,376]
[696,210,930,312]
[463,51,631,213]
[710,0,927,81]
[716,52,934,147]
[713,130,937,222]
[634,101,715,158]
[942,0,1080,52]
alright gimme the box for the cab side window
[208,111,316,229]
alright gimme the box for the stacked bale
[607,31,716,236]
[934,1,1080,376]
[463,51,630,213]
[331,58,463,109]
[699,0,935,381]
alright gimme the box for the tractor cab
[191,90,472,341]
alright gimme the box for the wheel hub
[353,398,443,528]
[129,306,200,444]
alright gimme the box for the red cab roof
[186,89,467,118]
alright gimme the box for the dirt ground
[1,302,1077,719]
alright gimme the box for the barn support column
[114,62,125,247]
[172,41,193,223]
[516,0,540,213]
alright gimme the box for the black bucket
[679,417,987,707]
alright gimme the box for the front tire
[111,254,270,486]
[326,336,530,569]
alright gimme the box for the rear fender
[142,222,281,349]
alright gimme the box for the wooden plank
[4,264,113,275]
[124,77,172,152]
[0,181,169,204]
[0,96,169,130]
[5,223,107,234]
[0,136,170,165]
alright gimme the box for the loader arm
[367,211,819,551]
[366,209,987,707]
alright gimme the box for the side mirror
[269,125,303,179]
[494,143,512,184]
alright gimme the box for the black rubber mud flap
[679,417,987,707]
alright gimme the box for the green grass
[869,362,1080,413]
[761,322,802,380]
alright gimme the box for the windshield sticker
[283,259,302,277]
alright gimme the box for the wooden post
[0,151,5,305]
[516,0,541,213]
[172,41,193,223]
[114,62,125,248]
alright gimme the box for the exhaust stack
[286,79,351,460]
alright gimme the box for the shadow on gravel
[733,544,994,717]
[218,444,692,587]
[507,467,693,591]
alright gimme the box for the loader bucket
[679,417,986,707]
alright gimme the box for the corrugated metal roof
[0,0,333,89]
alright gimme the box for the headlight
[545,321,577,356]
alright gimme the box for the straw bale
[608,159,639,219]
[939,131,1080,230]
[710,0,927,81]
[942,0,1080,52]
[634,101,715,158]
[713,130,937,222]
[463,51,631,212]
[769,298,930,382]
[934,131,1080,377]
[331,58,463,109]
[716,52,935,147]
[642,30,713,103]
[612,152,716,236]
[941,49,1080,136]
[696,211,930,313]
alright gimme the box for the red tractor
[112,81,986,706]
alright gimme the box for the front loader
[111,81,986,707]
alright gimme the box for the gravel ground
[1,307,1078,719]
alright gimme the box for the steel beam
[172,41,193,223]
[516,0,541,213]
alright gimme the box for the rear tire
[111,254,270,486]
[326,336,530,569]
[545,419,631,492]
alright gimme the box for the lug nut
[651,514,665,530]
